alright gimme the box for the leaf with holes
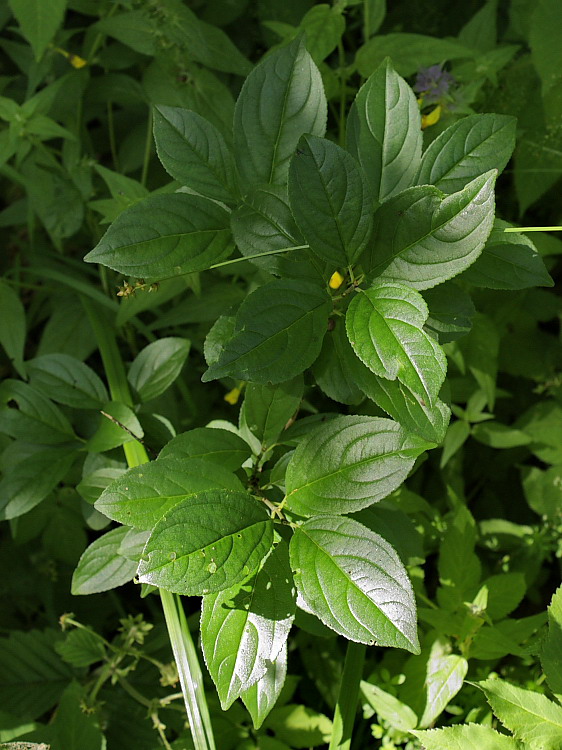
[290,515,419,650]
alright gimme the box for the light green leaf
[263,704,333,748]
[482,573,526,620]
[52,682,105,750]
[360,681,417,731]
[542,585,562,701]
[367,172,496,290]
[288,134,373,266]
[137,489,274,595]
[346,283,447,407]
[437,505,481,611]
[440,419,470,468]
[127,337,190,403]
[85,401,144,454]
[27,354,108,409]
[0,279,26,377]
[202,279,332,384]
[234,36,327,189]
[461,222,553,289]
[84,193,232,280]
[471,421,531,449]
[356,34,475,77]
[0,630,74,719]
[8,0,67,60]
[297,4,345,64]
[285,415,432,516]
[240,376,303,449]
[55,630,106,669]
[348,354,450,443]
[159,427,252,471]
[478,677,562,749]
[0,447,75,520]
[201,542,295,709]
[290,515,419,651]
[419,642,468,727]
[347,59,422,203]
[416,114,516,194]
[95,456,243,529]
[411,723,520,750]
[71,526,137,595]
[241,644,287,730]
[522,465,562,520]
[0,380,76,444]
[153,107,238,204]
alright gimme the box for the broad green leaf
[240,376,303,449]
[0,447,75,520]
[290,515,419,651]
[348,353,450,443]
[71,526,137,595]
[128,337,190,403]
[55,630,106,669]
[159,427,252,471]
[241,643,287,729]
[153,107,238,204]
[0,630,74,719]
[285,415,432,516]
[84,193,232,280]
[482,573,526,620]
[27,354,108,409]
[137,489,274,595]
[478,677,562,749]
[356,34,475,77]
[423,283,475,343]
[346,283,447,407]
[85,401,144,454]
[461,222,553,290]
[201,542,295,709]
[312,321,364,405]
[263,704,333,748]
[8,0,67,60]
[288,134,373,265]
[416,114,516,194]
[234,37,327,189]
[77,467,126,506]
[411,724,520,750]
[0,279,26,377]
[52,682,105,750]
[0,380,76,444]
[360,681,417,731]
[367,172,496,290]
[419,643,468,727]
[347,59,422,203]
[294,4,345,64]
[231,184,314,276]
[437,505,481,610]
[522,465,562,520]
[353,505,424,566]
[542,585,562,701]
[95,456,243,529]
[202,279,332,384]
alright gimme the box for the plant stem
[141,108,153,187]
[504,226,562,232]
[329,641,366,750]
[82,297,216,750]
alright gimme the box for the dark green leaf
[137,489,274,595]
[128,337,190,403]
[27,354,108,409]
[263,704,332,748]
[288,134,373,266]
[240,376,303,449]
[347,59,422,203]
[71,526,137,595]
[312,321,364,405]
[0,279,26,377]
[201,542,295,708]
[0,380,76,444]
[423,283,475,343]
[8,0,67,60]
[290,515,419,650]
[159,427,252,471]
[84,193,232,280]
[95,456,243,529]
[153,107,238,204]
[367,172,496,289]
[416,114,516,194]
[285,415,432,516]
[202,279,332,384]
[52,682,105,750]
[234,37,327,189]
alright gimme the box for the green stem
[107,101,120,172]
[329,641,366,750]
[141,108,153,187]
[82,297,216,750]
[504,226,562,232]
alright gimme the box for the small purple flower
[414,64,456,105]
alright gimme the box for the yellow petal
[68,53,88,69]
[224,387,241,405]
[329,270,345,289]
[421,105,442,130]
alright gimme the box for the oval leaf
[128,337,190,403]
[84,193,232,279]
[159,427,252,471]
[137,489,274,595]
[72,526,137,595]
[27,353,108,409]
[285,415,432,516]
[346,283,447,406]
[289,515,420,651]
[288,134,373,266]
